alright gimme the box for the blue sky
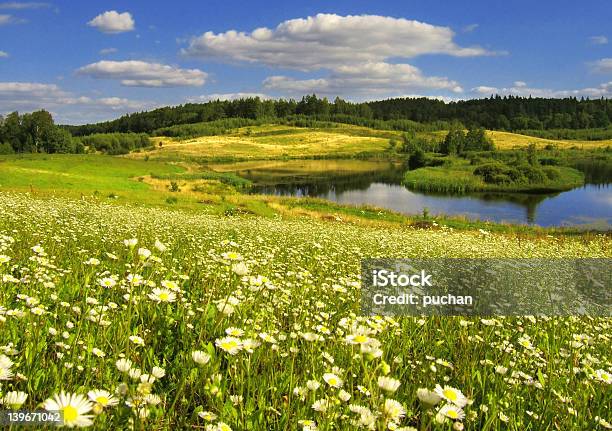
[0,0,611,124]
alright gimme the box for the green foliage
[0,142,15,154]
[64,94,612,137]
[79,133,151,155]
[517,127,612,141]
[169,181,180,192]
[441,127,494,155]
[154,118,268,138]
[0,110,78,154]
[408,149,427,170]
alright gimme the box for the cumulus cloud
[183,13,492,71]
[0,81,152,124]
[99,47,117,55]
[77,60,207,87]
[182,14,491,98]
[472,81,612,98]
[0,2,49,9]
[87,10,135,34]
[0,50,8,57]
[590,58,612,74]
[187,92,271,103]
[589,35,608,45]
[264,62,462,97]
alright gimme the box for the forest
[2,95,612,154]
[65,94,612,136]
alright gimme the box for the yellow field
[486,130,612,149]
[131,125,390,161]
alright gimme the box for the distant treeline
[514,128,612,141]
[64,94,612,136]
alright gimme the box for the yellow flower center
[447,409,458,419]
[159,292,169,301]
[329,378,337,385]
[96,396,109,406]
[222,341,237,350]
[443,389,458,401]
[63,405,78,423]
[353,335,368,344]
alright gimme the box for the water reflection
[211,159,611,228]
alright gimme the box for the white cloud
[187,92,271,103]
[87,10,135,34]
[264,62,462,98]
[471,81,612,98]
[183,13,493,71]
[182,14,489,99]
[0,50,8,57]
[589,35,608,45]
[77,60,207,87]
[0,2,49,9]
[0,81,152,124]
[462,24,479,33]
[590,58,612,74]
[99,47,117,55]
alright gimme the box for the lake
[209,159,612,229]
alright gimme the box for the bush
[0,142,15,155]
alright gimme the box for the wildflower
[0,255,11,264]
[99,277,116,288]
[31,244,45,255]
[338,390,351,402]
[222,251,242,261]
[435,385,468,407]
[154,239,167,253]
[438,403,465,421]
[124,238,138,248]
[87,390,118,408]
[594,369,611,384]
[323,372,343,388]
[43,392,93,428]
[383,399,406,422]
[378,376,401,393]
[192,350,211,365]
[127,274,143,286]
[198,411,217,421]
[148,288,176,303]
[416,388,441,407]
[129,336,145,347]
[137,248,151,260]
[151,366,166,379]
[306,380,320,391]
[311,398,329,413]
[116,358,132,372]
[1,391,27,409]
[232,262,249,275]
[225,327,245,337]
[0,354,14,380]
[215,337,242,355]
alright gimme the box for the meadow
[133,125,393,163]
[0,123,610,430]
[0,193,610,431]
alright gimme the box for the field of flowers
[0,192,610,430]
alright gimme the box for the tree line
[65,94,612,136]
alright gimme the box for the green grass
[403,157,585,193]
[0,154,182,197]
[0,193,609,430]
